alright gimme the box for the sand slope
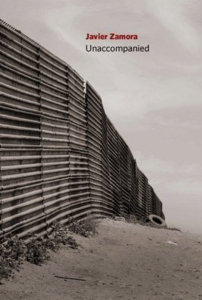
[1,218,202,300]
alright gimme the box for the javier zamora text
[85,32,150,53]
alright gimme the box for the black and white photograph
[0,1,202,299]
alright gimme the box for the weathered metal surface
[0,19,165,241]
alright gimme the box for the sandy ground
[0,218,202,300]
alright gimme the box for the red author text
[85,33,138,40]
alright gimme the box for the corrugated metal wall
[0,19,164,241]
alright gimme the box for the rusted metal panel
[85,82,103,217]
[0,19,89,240]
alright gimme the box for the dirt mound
[0,218,202,300]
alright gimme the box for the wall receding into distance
[0,19,164,240]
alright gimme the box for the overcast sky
[1,0,202,234]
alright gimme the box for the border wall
[0,19,164,240]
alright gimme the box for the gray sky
[1,0,202,234]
